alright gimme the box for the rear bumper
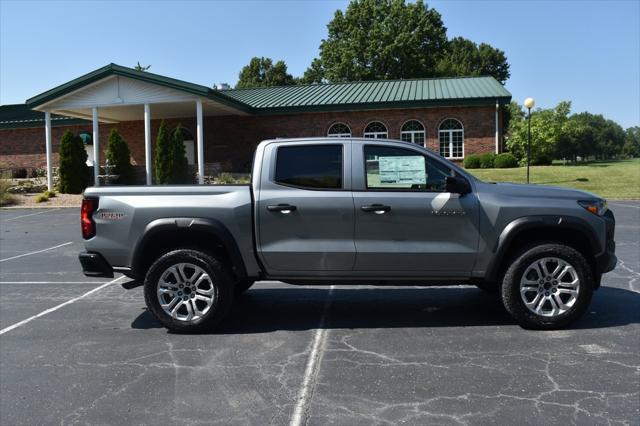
[79,252,114,278]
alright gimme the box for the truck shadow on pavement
[131,285,640,333]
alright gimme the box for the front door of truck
[256,142,356,273]
[352,143,480,276]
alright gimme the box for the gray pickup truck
[79,137,616,332]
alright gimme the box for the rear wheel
[501,243,594,330]
[143,249,233,332]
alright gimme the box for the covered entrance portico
[26,64,251,189]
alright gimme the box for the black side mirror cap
[445,176,471,195]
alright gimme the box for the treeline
[505,101,639,165]
[233,0,510,89]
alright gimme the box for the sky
[0,0,638,128]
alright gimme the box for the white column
[44,111,53,191]
[144,104,152,185]
[196,100,204,184]
[92,107,100,186]
[495,100,500,154]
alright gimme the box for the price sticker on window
[378,156,426,185]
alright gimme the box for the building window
[78,131,93,166]
[363,121,388,139]
[275,145,343,189]
[438,118,464,159]
[327,122,351,138]
[400,120,425,146]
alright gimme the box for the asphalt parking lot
[0,203,638,425]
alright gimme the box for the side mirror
[445,176,471,195]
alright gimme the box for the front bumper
[79,252,114,278]
[595,209,617,277]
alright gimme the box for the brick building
[0,63,511,188]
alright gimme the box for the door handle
[267,204,297,214]
[360,204,391,214]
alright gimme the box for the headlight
[578,199,608,216]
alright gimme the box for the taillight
[81,197,98,239]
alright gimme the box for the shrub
[58,130,88,193]
[12,168,28,179]
[154,121,172,184]
[532,154,553,166]
[463,154,481,169]
[494,153,518,168]
[106,129,133,184]
[479,152,497,169]
[44,190,56,198]
[35,193,49,203]
[0,180,17,207]
[169,124,190,184]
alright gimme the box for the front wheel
[143,249,234,332]
[501,243,594,330]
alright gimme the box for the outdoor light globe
[524,97,535,109]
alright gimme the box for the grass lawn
[467,158,640,200]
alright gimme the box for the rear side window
[275,145,343,189]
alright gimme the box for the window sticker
[378,156,426,185]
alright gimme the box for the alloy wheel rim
[519,257,580,317]
[156,263,215,321]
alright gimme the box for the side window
[364,146,452,191]
[275,145,343,189]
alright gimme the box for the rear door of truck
[255,140,356,273]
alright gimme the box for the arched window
[400,120,425,146]
[327,122,351,138]
[438,119,464,159]
[78,131,94,166]
[363,121,388,139]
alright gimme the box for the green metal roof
[6,64,511,129]
[0,104,89,129]
[223,76,511,114]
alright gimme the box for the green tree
[57,130,88,193]
[236,57,295,88]
[169,125,190,184]
[105,128,133,184]
[154,121,172,184]
[567,113,626,160]
[311,0,448,82]
[623,126,640,157]
[300,58,326,84]
[134,61,151,72]
[506,101,572,165]
[436,37,510,84]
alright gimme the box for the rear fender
[131,217,247,280]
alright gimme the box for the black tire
[143,249,234,333]
[234,279,255,296]
[501,243,594,330]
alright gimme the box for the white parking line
[290,285,334,426]
[0,242,73,262]
[609,202,640,209]
[0,276,125,336]
[2,208,61,222]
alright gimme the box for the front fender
[484,215,602,283]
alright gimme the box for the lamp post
[524,97,535,184]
